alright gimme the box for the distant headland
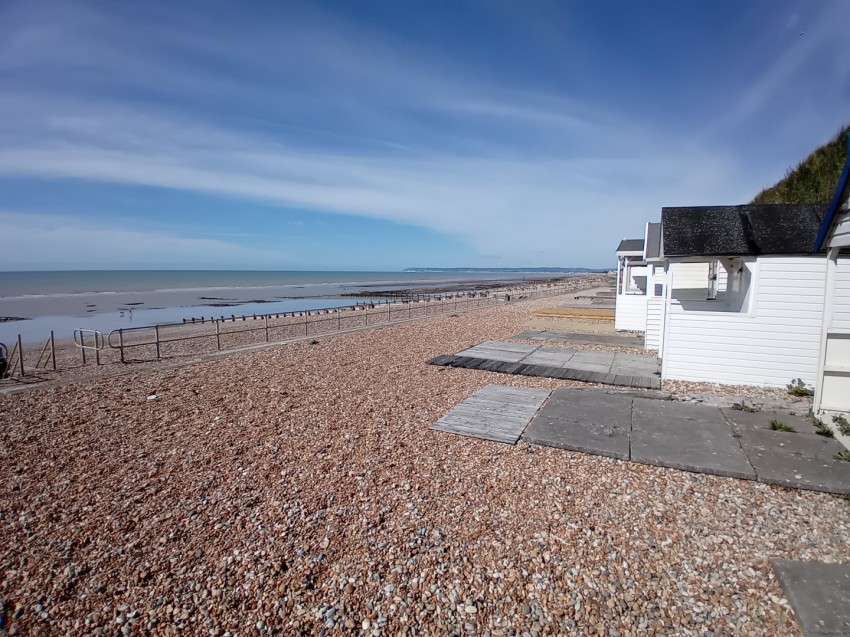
[403,267,608,273]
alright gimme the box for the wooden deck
[532,307,614,320]
[431,385,551,444]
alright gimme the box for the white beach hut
[614,238,648,331]
[642,222,666,354]
[812,142,850,428]
[658,204,829,387]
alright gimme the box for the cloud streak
[0,210,290,270]
[0,0,849,269]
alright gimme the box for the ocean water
[0,270,572,343]
[0,270,554,298]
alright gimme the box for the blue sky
[1,0,849,271]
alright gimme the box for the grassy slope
[751,125,849,204]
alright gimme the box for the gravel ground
[1,290,848,636]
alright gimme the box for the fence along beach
[0,270,591,344]
[0,276,605,383]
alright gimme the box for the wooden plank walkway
[532,307,614,320]
[432,385,551,444]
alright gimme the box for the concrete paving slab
[433,342,665,389]
[541,388,634,428]
[631,416,756,480]
[513,330,644,348]
[740,430,850,492]
[476,340,537,352]
[514,329,551,341]
[521,351,574,367]
[524,416,630,459]
[615,367,661,379]
[633,398,727,426]
[751,455,850,493]
[773,560,850,637]
[523,388,633,459]
[569,351,616,365]
[721,408,821,436]
[457,347,528,363]
[739,430,845,462]
[613,352,659,368]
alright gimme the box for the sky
[1,1,849,271]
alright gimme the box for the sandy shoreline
[0,274,577,321]
[0,276,591,346]
[1,280,847,635]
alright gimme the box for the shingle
[661,204,828,257]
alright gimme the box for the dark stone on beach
[0,317,29,323]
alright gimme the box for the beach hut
[642,222,666,354]
[658,203,828,387]
[812,141,850,430]
[614,237,648,331]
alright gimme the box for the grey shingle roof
[616,238,644,253]
[661,204,828,257]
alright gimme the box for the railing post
[264,315,269,341]
[95,332,101,366]
[215,320,221,351]
[337,310,341,331]
[154,325,161,359]
[119,329,125,363]
[80,331,86,365]
[365,305,368,326]
[17,334,24,377]
[305,312,308,336]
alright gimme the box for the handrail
[73,329,105,365]
[101,281,592,363]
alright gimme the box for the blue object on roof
[813,133,850,251]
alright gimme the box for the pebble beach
[1,282,849,636]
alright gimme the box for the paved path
[525,388,850,493]
[515,329,644,348]
[431,385,550,443]
[773,560,850,637]
[432,386,850,493]
[427,340,660,389]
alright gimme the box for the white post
[615,256,622,299]
[660,261,676,378]
[814,249,838,414]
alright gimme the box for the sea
[0,270,581,343]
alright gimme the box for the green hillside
[751,125,849,204]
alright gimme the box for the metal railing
[74,329,106,366]
[106,292,503,362]
[102,281,601,363]
[0,278,611,377]
[0,335,24,378]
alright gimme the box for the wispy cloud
[0,0,848,269]
[0,210,289,270]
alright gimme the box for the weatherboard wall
[644,296,664,352]
[662,256,826,387]
[614,293,647,331]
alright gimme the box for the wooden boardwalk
[432,385,551,444]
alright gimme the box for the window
[669,258,754,313]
